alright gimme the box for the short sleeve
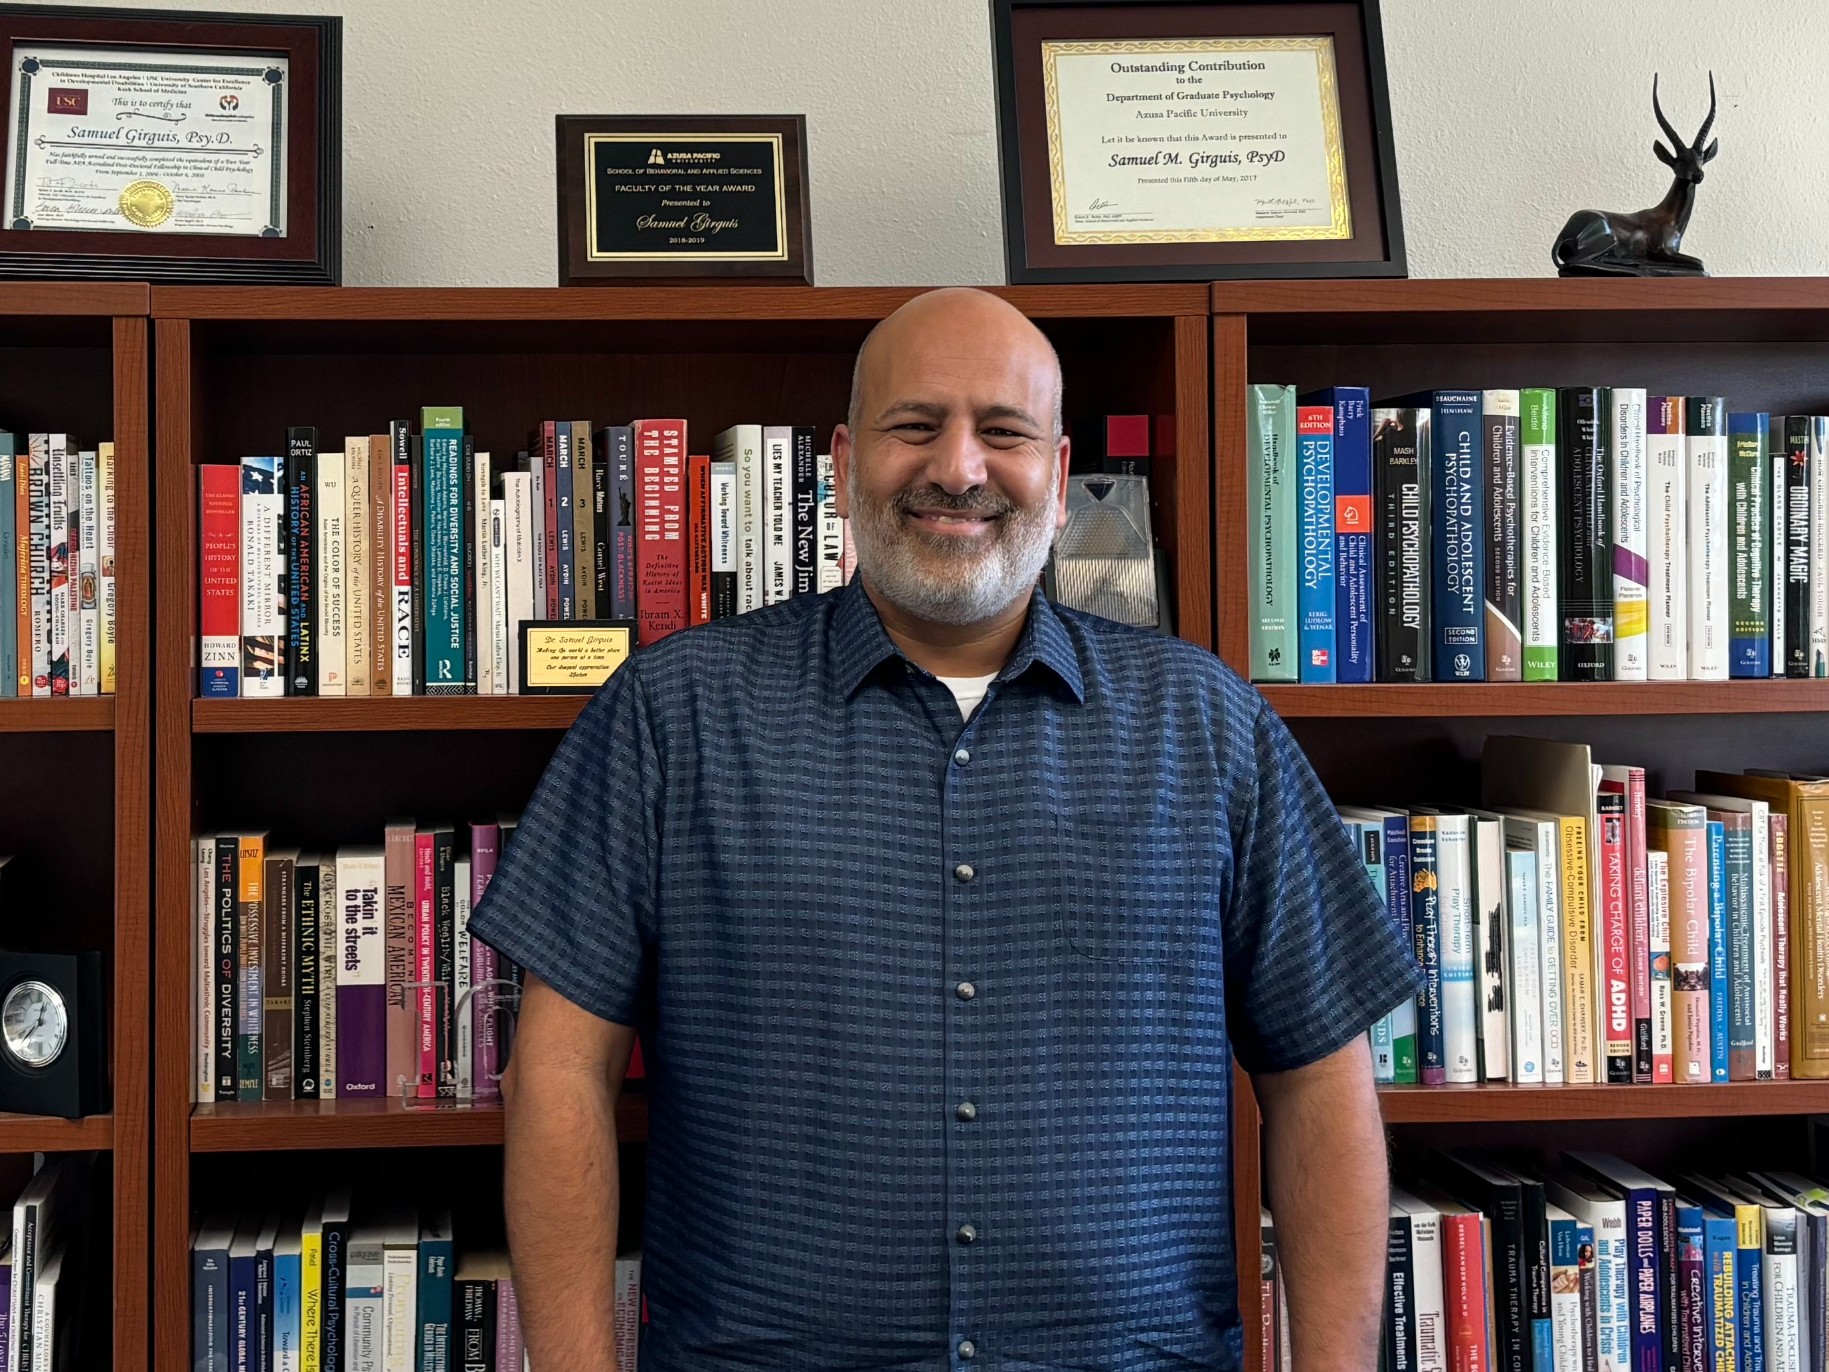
[1221,700,1421,1075]
[467,663,659,1027]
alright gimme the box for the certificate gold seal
[118,179,175,228]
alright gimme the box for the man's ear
[832,423,853,520]
[1054,434,1071,532]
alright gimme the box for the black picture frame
[989,0,1406,283]
[0,4,341,284]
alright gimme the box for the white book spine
[1813,419,1829,677]
[1522,424,1558,673]
[529,455,546,616]
[717,426,764,615]
[1766,1209,1802,1372]
[317,449,347,695]
[489,498,508,695]
[1507,848,1544,1083]
[318,854,337,1100]
[1688,426,1730,679]
[197,837,216,1103]
[816,453,843,593]
[1549,1233,1584,1372]
[1611,389,1648,680]
[344,438,371,699]
[1647,849,1673,1080]
[473,452,493,696]
[1647,414,1687,679]
[7,1196,22,1372]
[502,472,534,694]
[763,426,792,606]
[455,858,473,1099]
[241,456,285,698]
[47,435,67,696]
[1751,803,1774,1078]
[389,451,414,697]
[99,441,115,694]
[1407,1210,1447,1372]
[345,1242,385,1372]
[613,1255,643,1371]
[711,461,737,613]
[1437,815,1479,1083]
[1474,819,1509,1080]
[381,1244,416,1372]
[77,449,97,695]
[29,1268,52,1372]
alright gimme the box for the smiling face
[833,289,1069,628]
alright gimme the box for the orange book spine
[688,453,711,627]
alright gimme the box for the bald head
[847,287,1063,442]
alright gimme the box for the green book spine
[1521,389,1559,680]
[1728,412,1770,677]
[420,407,467,694]
[1248,384,1297,681]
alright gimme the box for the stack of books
[1249,386,1825,685]
[1,431,118,698]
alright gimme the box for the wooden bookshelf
[1256,679,1829,718]
[0,283,150,1371]
[1378,1081,1829,1124]
[149,283,1214,1372]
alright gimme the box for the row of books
[1249,387,1827,685]
[190,1193,642,1372]
[0,1155,98,1372]
[1351,736,1823,1086]
[1268,1145,1829,1372]
[197,414,860,699]
[0,432,118,698]
[189,822,530,1105]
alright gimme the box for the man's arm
[502,973,641,1372]
[1251,1035,1389,1372]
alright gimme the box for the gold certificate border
[1041,37,1353,246]
[584,133,788,263]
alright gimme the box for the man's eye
[892,422,936,433]
[982,428,1028,440]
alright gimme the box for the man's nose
[925,423,988,494]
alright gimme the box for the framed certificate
[0,5,340,284]
[991,0,1405,282]
[556,114,813,285]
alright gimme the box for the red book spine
[1773,812,1792,1079]
[540,420,560,619]
[1442,1212,1490,1372]
[414,830,437,1099]
[633,419,688,646]
[198,464,242,697]
[1598,789,1631,1083]
[688,453,711,627]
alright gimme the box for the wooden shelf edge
[1379,1081,1829,1123]
[0,697,115,732]
[1256,680,1829,718]
[0,282,147,317]
[190,1095,648,1151]
[192,696,586,733]
[0,1112,113,1151]
[1211,276,1829,317]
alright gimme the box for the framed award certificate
[991,0,1405,282]
[0,6,341,284]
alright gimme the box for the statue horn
[1651,73,1687,154]
[1694,71,1717,150]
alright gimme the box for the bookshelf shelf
[1255,680,1829,719]
[189,1095,650,1153]
[1378,1081,1829,1124]
[0,698,115,732]
[192,696,587,733]
[0,1112,114,1152]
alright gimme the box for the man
[468,287,1420,1371]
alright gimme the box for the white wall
[47,0,1825,284]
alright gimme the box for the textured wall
[43,0,1813,284]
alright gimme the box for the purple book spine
[497,1278,524,1370]
[469,822,502,1102]
[335,852,388,1096]
[0,1261,12,1369]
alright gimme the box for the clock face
[2,980,66,1069]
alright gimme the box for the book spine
[689,453,712,626]
[384,821,415,1102]
[1647,396,1687,680]
[1560,387,1613,681]
[1620,772,1652,1085]
[1560,816,1597,1084]
[1249,385,1298,681]
[1598,790,1632,1083]
[1533,822,1566,1085]
[554,424,574,621]
[335,850,387,1097]
[461,438,478,690]
[1785,416,1814,677]
[455,861,472,1100]
[816,452,843,596]
[1774,433,1788,679]
[470,823,501,1102]
[1721,813,1756,1080]
[1611,388,1650,680]
[26,437,47,697]
[317,448,346,695]
[489,498,507,694]
[1677,1207,1707,1372]
[608,426,636,621]
[1296,405,1337,682]
[791,426,817,598]
[199,466,242,697]
[1410,813,1445,1085]
[414,831,436,1100]
[320,1220,347,1372]
[435,827,456,1099]
[1431,391,1485,681]
[264,852,294,1099]
[422,408,468,694]
[1729,411,1772,677]
[1329,389,1375,683]
[99,440,114,694]
[1470,820,1508,1081]
[592,434,610,613]
[285,430,316,696]
[391,426,414,696]
[633,419,688,646]
[215,839,238,1100]
[501,472,532,694]
[711,460,739,616]
[240,455,285,697]
[1708,819,1731,1082]
[77,448,97,695]
[573,423,596,622]
[536,422,556,619]
[197,837,215,1102]
[1385,1213,1416,1372]
[1482,389,1523,681]
[1550,1218,1584,1372]
[1442,1213,1493,1372]
[1813,418,1829,676]
[345,439,371,698]
[1648,849,1674,1084]
[236,833,265,1101]
[318,855,336,1098]
[0,436,15,699]
[473,449,494,692]
[295,860,320,1099]
[763,427,791,606]
[15,439,31,696]
[1624,1192,1661,1372]
[1384,814,1418,1085]
[419,1235,453,1372]
[370,432,392,696]
[1508,848,1545,1084]
[1687,398,1730,680]
[719,425,763,616]
[1771,813,1791,1080]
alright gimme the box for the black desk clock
[0,949,104,1118]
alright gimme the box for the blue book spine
[231,1252,256,1372]
[1703,1213,1739,1372]
[1296,404,1337,682]
[0,432,15,699]
[255,1243,274,1372]
[1707,820,1731,1083]
[1410,815,1445,1082]
[274,1251,300,1368]
[1721,817,1755,1077]
[1623,1191,1660,1372]
[1729,411,1772,678]
[1382,813,1419,1085]
[1677,1205,1707,1372]
[418,1232,454,1372]
[195,1243,231,1372]
[1430,390,1487,680]
[420,407,467,695]
[1307,387,1374,682]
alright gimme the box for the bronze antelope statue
[1552,74,1718,277]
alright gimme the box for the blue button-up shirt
[468,579,1418,1371]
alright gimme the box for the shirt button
[953,748,971,765]
[958,1339,977,1360]
[953,862,975,883]
[956,1223,977,1245]
[955,981,976,1001]
[955,1101,977,1122]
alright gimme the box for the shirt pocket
[1051,803,1216,964]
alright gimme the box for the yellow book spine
[1560,816,1596,1083]
[301,1228,322,1372]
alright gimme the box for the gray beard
[846,461,1060,626]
